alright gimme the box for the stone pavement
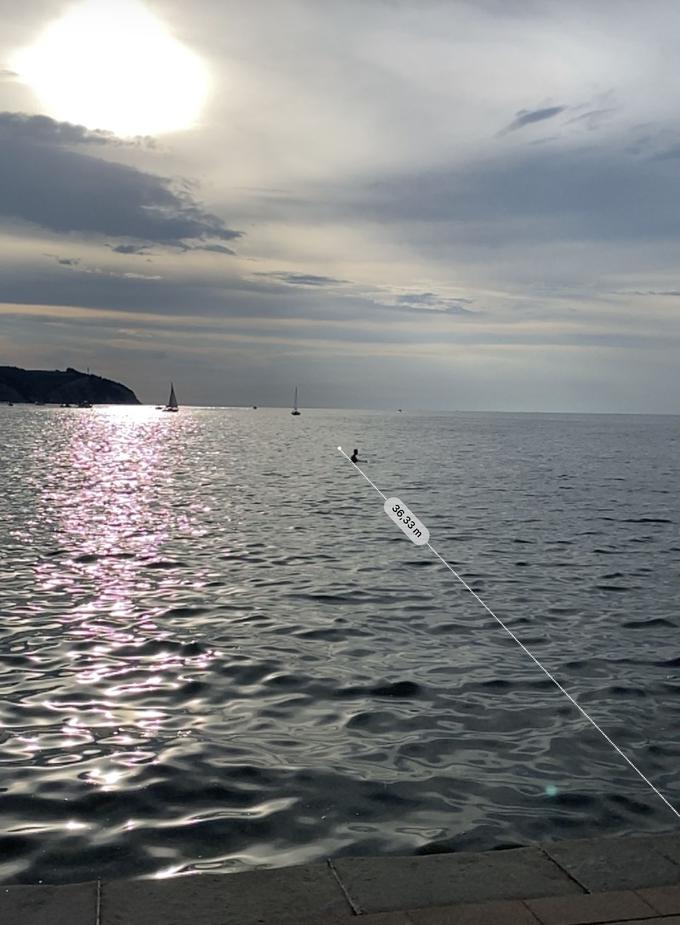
[2,832,680,925]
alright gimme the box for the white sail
[162,382,179,411]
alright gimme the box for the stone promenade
[3,832,680,924]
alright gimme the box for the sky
[1,0,680,410]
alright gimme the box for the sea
[1,405,679,884]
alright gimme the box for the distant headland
[0,366,140,405]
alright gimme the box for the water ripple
[0,406,679,883]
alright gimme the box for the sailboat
[291,386,301,416]
[163,382,179,412]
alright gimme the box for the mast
[291,385,301,415]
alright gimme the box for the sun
[11,0,210,137]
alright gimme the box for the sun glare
[11,0,210,136]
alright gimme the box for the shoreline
[3,831,680,924]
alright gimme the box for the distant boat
[291,386,301,416]
[163,382,179,412]
[77,400,92,408]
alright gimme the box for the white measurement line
[337,446,680,821]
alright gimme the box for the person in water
[351,448,366,463]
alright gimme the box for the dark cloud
[528,135,560,146]
[500,105,566,135]
[250,273,474,317]
[0,258,474,335]
[0,112,242,249]
[109,243,151,255]
[257,271,348,286]
[343,144,680,244]
[0,111,120,146]
[0,112,158,149]
[195,243,237,255]
[42,254,161,280]
[395,292,472,306]
[0,261,343,320]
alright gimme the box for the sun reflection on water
[27,406,216,797]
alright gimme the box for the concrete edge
[2,832,680,924]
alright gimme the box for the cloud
[0,111,242,249]
[342,142,680,247]
[109,243,151,255]
[0,111,123,146]
[256,271,349,286]
[46,253,162,281]
[499,105,567,135]
[625,289,680,296]
[564,108,616,130]
[109,242,228,257]
[654,143,680,161]
[375,291,475,316]
[194,243,237,255]
[395,292,472,306]
[121,272,163,280]
[6,2,680,413]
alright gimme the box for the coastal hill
[0,366,140,405]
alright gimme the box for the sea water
[0,405,679,883]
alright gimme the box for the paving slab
[526,890,656,925]
[649,835,680,868]
[333,847,582,914]
[259,916,354,925]
[270,913,411,925]
[101,865,351,925]
[348,914,413,925]
[0,881,96,925]
[605,918,680,925]
[406,899,540,924]
[637,885,680,915]
[270,901,537,925]
[543,836,680,892]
